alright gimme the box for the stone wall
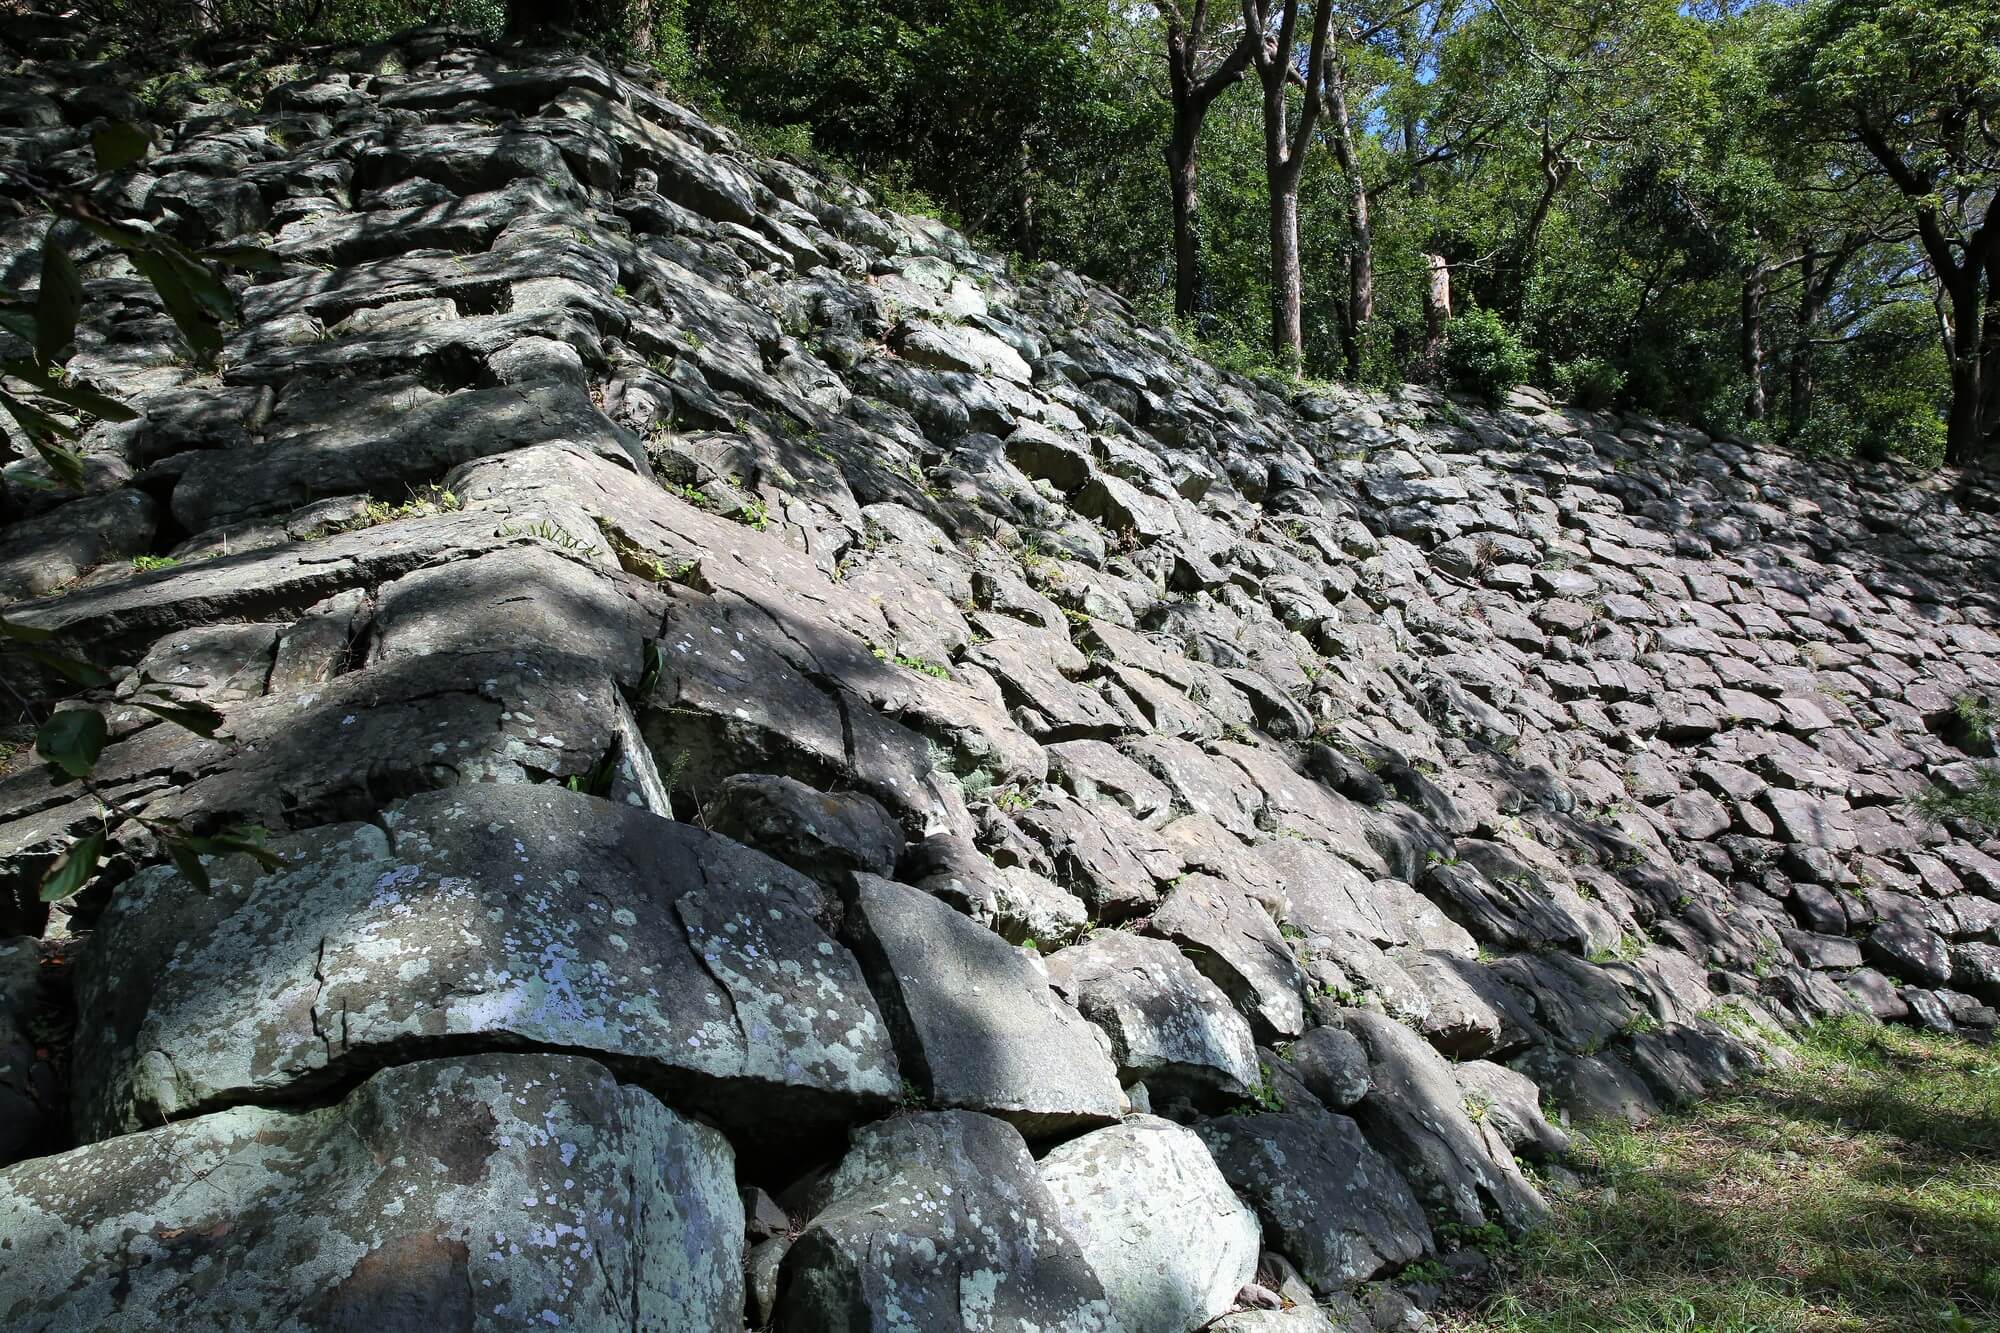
[0,20,1996,1332]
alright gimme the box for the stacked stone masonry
[0,20,1997,1332]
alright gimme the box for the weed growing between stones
[1443,1018,2000,1333]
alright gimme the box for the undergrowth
[1444,1017,2000,1333]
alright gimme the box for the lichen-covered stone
[1045,930,1259,1102]
[0,1054,741,1330]
[846,873,1121,1133]
[1039,1115,1260,1333]
[776,1111,1117,1331]
[70,785,897,1147]
[1195,1108,1432,1292]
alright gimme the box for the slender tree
[1161,4,1257,319]
[1244,0,1335,365]
[1767,0,2000,463]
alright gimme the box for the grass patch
[1444,1017,2000,1333]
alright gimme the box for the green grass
[1444,1018,2000,1333]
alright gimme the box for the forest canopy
[73,0,2000,467]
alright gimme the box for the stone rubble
[0,21,1997,1331]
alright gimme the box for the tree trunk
[1515,152,1569,318]
[1741,272,1766,423]
[1166,129,1202,320]
[1981,248,2000,447]
[1324,70,1370,379]
[1163,10,1254,323]
[1945,281,1985,466]
[630,0,657,55]
[1346,183,1373,378]
[1421,253,1451,375]
[1270,185,1303,365]
[1788,250,1819,435]
[1016,136,1038,261]
[1244,0,1332,368]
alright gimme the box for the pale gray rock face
[777,1111,1117,1332]
[1341,1008,1548,1234]
[0,938,55,1164]
[0,1054,742,1331]
[1453,1059,1571,1161]
[7,17,2000,1322]
[1044,930,1259,1101]
[1039,1115,1261,1333]
[1149,874,1308,1040]
[1195,1110,1433,1292]
[70,785,898,1147]
[846,873,1122,1133]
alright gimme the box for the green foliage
[1791,301,1950,467]
[1444,308,1536,403]
[1914,765,2000,834]
[36,708,107,780]
[67,1,1976,456]
[1551,356,1626,411]
[871,647,950,679]
[1240,1064,1285,1114]
[1452,1017,2000,1332]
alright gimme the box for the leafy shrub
[1552,355,1625,410]
[1915,765,2000,832]
[1443,307,1535,402]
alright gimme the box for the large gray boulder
[1044,930,1259,1102]
[1341,1008,1548,1234]
[1149,874,1307,1040]
[0,938,55,1166]
[1194,1110,1432,1292]
[70,785,899,1148]
[776,1111,1117,1332]
[846,873,1122,1133]
[1039,1116,1261,1333]
[171,380,645,532]
[0,1054,741,1330]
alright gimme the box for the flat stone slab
[172,380,644,532]
[1195,1107,1432,1292]
[1343,1008,1548,1234]
[1040,1115,1260,1333]
[71,784,898,1146]
[776,1110,1116,1331]
[1,1053,741,1331]
[847,873,1122,1133]
[1044,930,1258,1101]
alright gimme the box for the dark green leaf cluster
[1443,309,1535,404]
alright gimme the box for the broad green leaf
[5,617,114,689]
[127,695,226,738]
[0,382,90,487]
[25,646,112,688]
[36,707,107,779]
[41,829,106,902]
[91,121,152,173]
[76,215,152,251]
[0,304,35,341]
[33,240,82,366]
[184,825,285,872]
[196,244,286,273]
[164,245,239,323]
[0,361,137,422]
[30,440,88,491]
[0,615,54,644]
[167,838,213,893]
[0,384,79,442]
[127,251,223,364]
